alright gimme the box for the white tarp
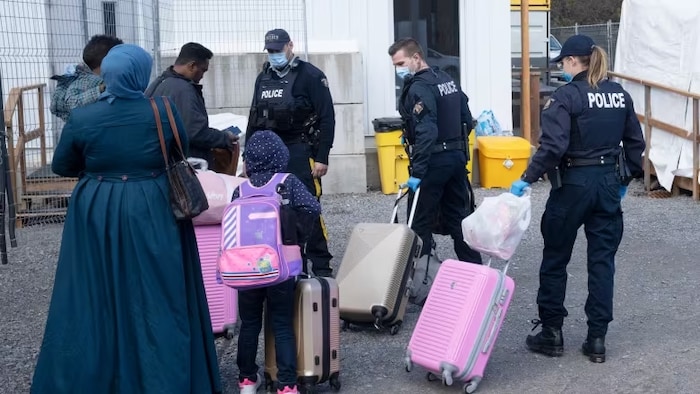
[614,0,700,190]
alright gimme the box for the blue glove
[510,180,530,197]
[406,177,421,192]
[619,185,628,199]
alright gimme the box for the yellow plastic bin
[373,118,409,194]
[477,136,532,189]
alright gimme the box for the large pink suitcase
[194,225,238,339]
[404,259,514,393]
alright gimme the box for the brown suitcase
[264,276,341,393]
[210,143,240,175]
[336,187,423,335]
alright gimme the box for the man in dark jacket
[145,42,237,167]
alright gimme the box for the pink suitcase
[194,225,238,339]
[404,258,514,393]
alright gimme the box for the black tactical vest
[567,80,628,158]
[254,65,302,133]
[399,68,462,144]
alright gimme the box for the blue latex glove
[619,185,628,199]
[510,180,530,197]
[406,177,421,192]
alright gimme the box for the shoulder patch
[413,101,424,115]
[321,78,329,88]
[543,97,555,111]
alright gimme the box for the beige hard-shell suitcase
[336,186,423,335]
[264,276,341,393]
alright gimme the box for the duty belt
[564,155,616,167]
[431,140,466,154]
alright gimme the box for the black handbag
[150,97,209,220]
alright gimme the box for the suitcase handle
[390,185,421,227]
[485,258,510,276]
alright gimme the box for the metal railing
[4,83,79,226]
[609,71,700,201]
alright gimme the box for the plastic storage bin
[477,136,532,189]
[373,118,409,194]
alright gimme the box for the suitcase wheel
[426,372,438,382]
[329,374,341,391]
[463,377,482,393]
[389,321,402,336]
[441,370,453,386]
[301,382,317,394]
[224,328,235,340]
[341,320,351,331]
[404,356,413,372]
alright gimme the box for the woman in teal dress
[31,44,222,393]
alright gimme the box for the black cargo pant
[285,142,333,276]
[537,165,623,338]
[408,150,482,264]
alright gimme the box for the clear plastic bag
[461,191,532,260]
[475,110,502,136]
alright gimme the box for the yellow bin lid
[477,136,532,159]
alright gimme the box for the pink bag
[217,173,303,290]
[404,259,515,393]
[192,170,246,225]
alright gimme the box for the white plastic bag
[461,191,532,260]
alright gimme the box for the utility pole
[521,0,531,142]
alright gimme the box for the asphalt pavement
[1,179,698,393]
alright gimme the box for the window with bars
[103,2,117,37]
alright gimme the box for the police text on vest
[588,92,625,109]
[261,89,284,99]
[437,81,458,96]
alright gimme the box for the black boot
[526,320,564,357]
[582,336,606,363]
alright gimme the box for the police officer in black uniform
[388,38,482,265]
[245,28,335,277]
[510,35,645,363]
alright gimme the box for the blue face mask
[562,72,574,83]
[396,66,411,80]
[268,52,289,69]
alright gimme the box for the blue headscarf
[99,44,153,103]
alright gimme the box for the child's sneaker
[238,373,262,394]
[277,385,299,394]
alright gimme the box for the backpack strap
[238,173,290,198]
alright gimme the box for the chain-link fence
[1,0,307,226]
[551,21,620,69]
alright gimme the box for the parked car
[427,48,460,82]
[549,34,562,61]
[549,34,564,81]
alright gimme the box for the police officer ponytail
[578,45,609,89]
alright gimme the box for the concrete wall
[161,52,367,194]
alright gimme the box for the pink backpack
[217,173,303,290]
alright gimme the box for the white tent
[614,0,700,191]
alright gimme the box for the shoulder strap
[162,97,186,161]
[149,97,169,169]
[238,173,290,198]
